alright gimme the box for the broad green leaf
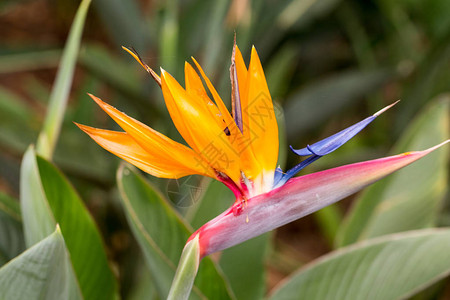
[36,0,91,159]
[21,147,56,246]
[0,193,24,266]
[336,96,449,246]
[270,229,450,300]
[36,154,117,299]
[20,146,117,300]
[0,228,78,300]
[117,164,234,300]
[285,69,393,140]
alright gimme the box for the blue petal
[290,115,376,156]
[274,101,399,189]
[273,155,321,188]
[273,167,284,185]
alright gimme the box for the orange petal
[185,62,258,177]
[191,57,263,177]
[227,45,262,180]
[77,124,209,178]
[243,47,279,173]
[191,57,238,131]
[161,69,242,183]
[86,94,215,178]
[184,62,224,128]
[234,45,248,109]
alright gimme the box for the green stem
[36,0,91,159]
[167,234,201,300]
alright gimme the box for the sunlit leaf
[20,146,117,299]
[270,229,450,300]
[21,147,56,246]
[117,163,235,299]
[0,228,80,300]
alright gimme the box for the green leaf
[117,164,234,300]
[0,193,24,266]
[336,96,449,246]
[270,229,450,300]
[21,147,57,246]
[36,0,91,159]
[20,146,117,300]
[0,228,79,300]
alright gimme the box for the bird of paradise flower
[77,41,448,299]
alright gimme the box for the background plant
[0,0,449,299]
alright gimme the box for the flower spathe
[191,140,449,257]
[78,43,449,259]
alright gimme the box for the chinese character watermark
[166,175,205,207]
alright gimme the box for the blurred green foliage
[0,0,449,299]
